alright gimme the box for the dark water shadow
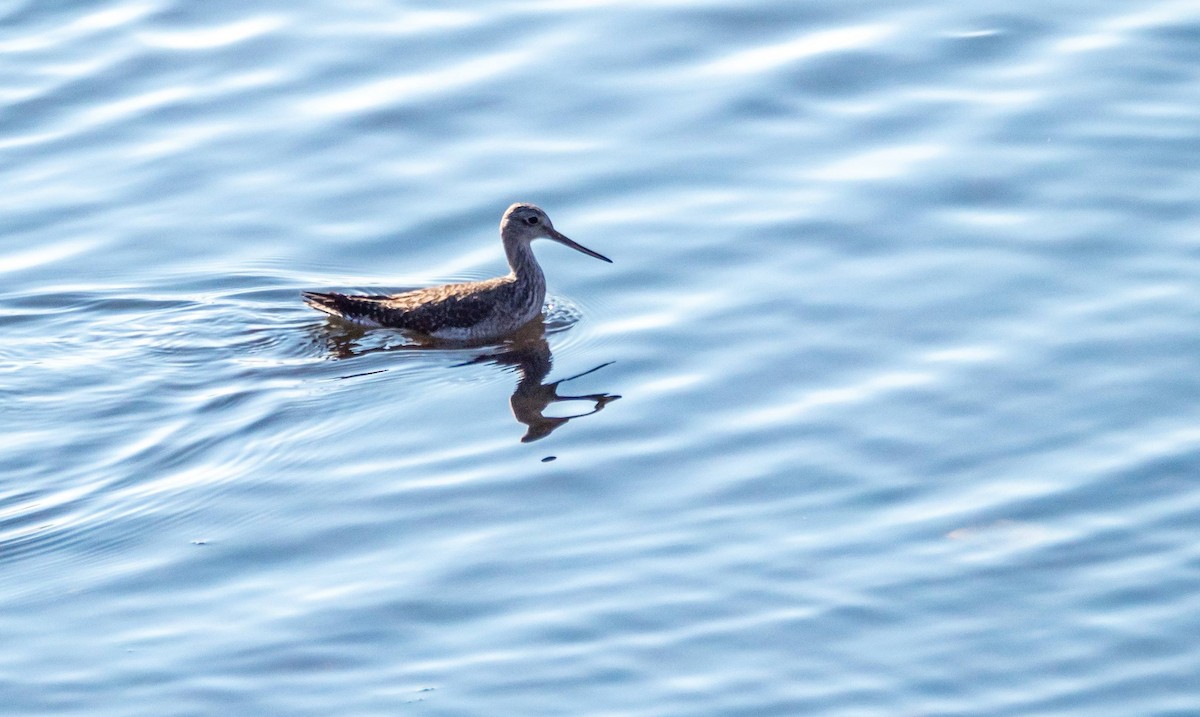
[308,316,620,442]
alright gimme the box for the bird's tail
[302,291,344,317]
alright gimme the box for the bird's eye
[525,216,539,225]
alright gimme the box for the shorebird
[303,203,611,342]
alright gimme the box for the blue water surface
[3,1,1200,714]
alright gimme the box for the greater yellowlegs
[303,203,611,341]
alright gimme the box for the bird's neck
[505,239,546,293]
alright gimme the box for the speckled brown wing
[303,279,510,334]
[380,288,503,334]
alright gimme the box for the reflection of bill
[312,316,619,443]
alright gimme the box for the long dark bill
[549,228,613,263]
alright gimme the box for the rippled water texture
[3,1,1200,714]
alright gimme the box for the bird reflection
[470,334,620,443]
[309,316,619,442]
